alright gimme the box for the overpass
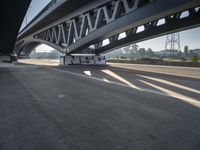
[15,0,200,64]
[1,1,200,149]
[0,0,31,57]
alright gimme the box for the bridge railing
[19,0,61,34]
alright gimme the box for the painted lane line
[138,75,200,94]
[101,69,140,90]
[53,67,200,109]
[84,70,92,76]
[140,80,200,108]
[52,67,169,96]
[109,64,200,79]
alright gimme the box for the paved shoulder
[108,63,200,79]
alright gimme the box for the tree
[138,48,146,56]
[146,48,155,57]
[130,44,139,56]
[122,46,130,57]
[191,54,199,63]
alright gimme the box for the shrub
[191,55,199,63]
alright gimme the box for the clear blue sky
[137,27,200,51]
[21,0,200,52]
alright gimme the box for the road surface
[0,61,200,150]
[108,63,200,79]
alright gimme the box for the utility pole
[164,33,181,56]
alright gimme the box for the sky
[21,0,52,52]
[21,0,200,52]
[20,0,51,30]
[137,27,200,51]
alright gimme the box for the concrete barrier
[0,54,17,63]
[60,55,106,65]
[0,55,10,62]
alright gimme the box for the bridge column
[59,55,106,65]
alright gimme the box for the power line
[164,33,181,56]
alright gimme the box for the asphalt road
[108,63,200,79]
[0,62,200,150]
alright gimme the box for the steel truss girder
[34,0,145,52]
[91,6,200,54]
[18,0,200,56]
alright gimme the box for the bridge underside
[18,42,41,58]
[16,0,200,57]
[0,0,31,55]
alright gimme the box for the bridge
[15,0,200,64]
[0,0,31,56]
[1,1,200,149]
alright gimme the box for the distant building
[184,46,189,56]
[158,49,181,57]
[154,51,162,56]
[189,49,200,57]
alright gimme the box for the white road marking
[84,70,92,76]
[102,78,111,83]
[109,63,200,79]
[58,94,65,98]
[52,68,167,96]
[109,63,200,70]
[139,80,200,108]
[52,67,200,109]
[101,69,140,90]
[138,75,200,94]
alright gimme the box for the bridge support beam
[59,55,106,65]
